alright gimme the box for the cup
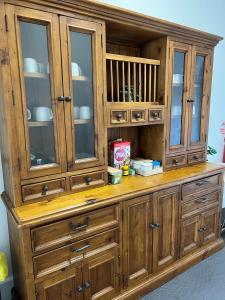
[73,107,80,119]
[71,62,82,77]
[24,58,39,73]
[27,109,31,120]
[33,107,53,121]
[79,106,91,120]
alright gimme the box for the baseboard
[0,275,14,300]
[114,238,224,300]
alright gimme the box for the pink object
[110,141,131,169]
[223,138,225,163]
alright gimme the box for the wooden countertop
[6,163,225,227]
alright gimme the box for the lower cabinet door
[152,187,179,271]
[201,207,220,245]
[83,247,120,300]
[36,266,83,300]
[180,215,201,257]
[122,195,153,288]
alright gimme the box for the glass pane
[20,21,56,167]
[170,51,185,146]
[191,55,205,143]
[70,31,95,160]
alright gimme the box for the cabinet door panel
[60,17,105,171]
[153,187,179,271]
[123,195,152,288]
[201,207,220,245]
[180,216,201,257]
[188,47,212,150]
[36,267,83,300]
[167,42,192,154]
[83,247,120,300]
[5,5,66,179]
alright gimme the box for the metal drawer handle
[76,285,83,293]
[116,113,123,120]
[195,197,209,204]
[172,159,179,165]
[42,185,49,195]
[71,243,91,253]
[85,176,93,185]
[149,223,160,229]
[65,96,72,102]
[135,112,141,119]
[58,95,65,101]
[198,227,207,233]
[196,180,209,186]
[83,281,91,290]
[70,218,89,231]
[194,155,199,160]
[151,112,159,119]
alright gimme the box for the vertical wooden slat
[116,61,119,101]
[133,62,136,102]
[110,60,114,102]
[153,65,157,102]
[139,63,142,102]
[144,64,146,101]
[128,62,131,102]
[149,65,152,102]
[122,61,125,102]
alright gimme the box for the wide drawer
[181,191,220,219]
[33,229,119,279]
[22,178,66,202]
[31,205,120,253]
[188,151,205,165]
[165,154,187,170]
[70,171,106,192]
[182,174,221,199]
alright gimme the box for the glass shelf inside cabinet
[20,21,57,167]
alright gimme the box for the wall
[0,0,225,296]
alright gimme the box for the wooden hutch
[0,0,224,299]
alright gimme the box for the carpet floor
[142,239,225,300]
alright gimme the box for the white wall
[0,0,225,291]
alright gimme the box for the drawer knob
[42,185,49,195]
[196,180,209,186]
[83,281,91,290]
[172,159,179,165]
[194,155,199,160]
[198,227,207,233]
[116,113,123,120]
[76,285,83,293]
[85,176,92,185]
[70,218,89,231]
[135,112,141,119]
[65,96,72,102]
[152,112,159,119]
[149,223,160,229]
[58,96,65,101]
[195,197,209,204]
[71,243,91,253]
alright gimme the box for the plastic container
[108,167,122,184]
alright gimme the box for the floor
[142,239,225,300]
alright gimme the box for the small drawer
[131,109,147,123]
[33,229,119,278]
[70,171,105,192]
[182,174,221,199]
[188,151,205,165]
[149,109,164,123]
[110,109,129,125]
[165,154,187,170]
[181,191,220,219]
[22,178,66,202]
[31,204,120,253]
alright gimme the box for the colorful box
[110,140,131,169]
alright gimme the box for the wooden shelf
[74,119,90,125]
[72,75,89,81]
[24,72,48,79]
[28,121,52,127]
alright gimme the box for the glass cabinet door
[60,17,105,170]
[167,42,191,153]
[188,47,212,150]
[6,6,66,179]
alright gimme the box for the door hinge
[12,90,15,106]
[4,15,8,32]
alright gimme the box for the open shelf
[72,75,89,81]
[24,72,48,79]
[28,121,52,127]
[74,119,90,125]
